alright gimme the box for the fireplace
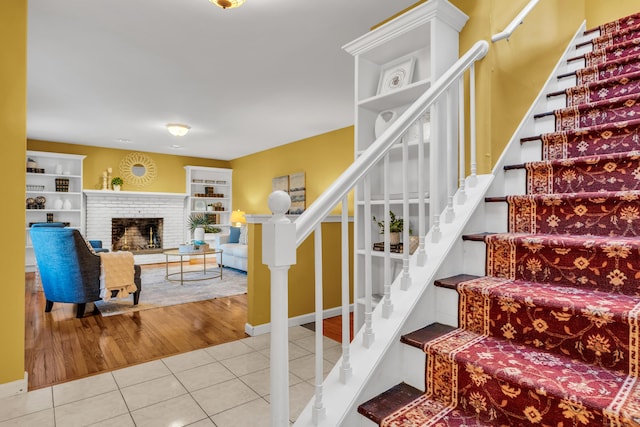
[112,218,163,254]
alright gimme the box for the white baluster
[417,114,427,266]
[363,176,374,348]
[401,135,411,290]
[382,155,393,318]
[457,76,467,204]
[340,197,352,383]
[312,226,326,424]
[468,63,478,187]
[430,104,441,243]
[263,191,296,427]
[444,88,455,224]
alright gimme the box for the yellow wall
[231,126,355,326]
[247,222,354,326]
[230,126,354,214]
[2,0,27,386]
[28,140,230,192]
[450,0,586,174]
[585,0,639,28]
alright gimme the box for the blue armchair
[30,223,141,318]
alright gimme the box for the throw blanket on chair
[99,252,137,301]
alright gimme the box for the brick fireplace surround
[84,190,188,264]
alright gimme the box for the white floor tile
[323,345,344,364]
[288,326,315,340]
[162,349,216,373]
[120,374,187,411]
[241,333,271,351]
[204,340,254,361]
[0,387,52,422]
[112,360,172,388]
[191,378,260,416]
[287,381,315,422]
[130,394,207,427]
[0,408,54,427]
[89,413,135,427]
[54,390,128,427]
[219,352,270,377]
[53,372,117,406]
[174,362,235,392]
[210,398,270,427]
[186,418,216,426]
[288,354,334,381]
[238,368,302,396]
[259,341,312,361]
[293,335,340,352]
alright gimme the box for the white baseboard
[244,305,354,336]
[0,372,28,399]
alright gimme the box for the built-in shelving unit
[184,166,232,241]
[343,0,468,331]
[25,150,85,271]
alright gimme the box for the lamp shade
[210,0,245,9]
[230,210,246,227]
[166,123,190,137]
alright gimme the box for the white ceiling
[27,0,417,161]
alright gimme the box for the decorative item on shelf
[188,213,221,235]
[27,158,37,169]
[374,108,402,139]
[111,176,123,191]
[26,196,47,209]
[46,213,54,222]
[63,199,72,210]
[289,172,306,214]
[26,197,36,209]
[53,198,63,210]
[26,184,45,191]
[214,202,224,211]
[194,200,206,211]
[205,186,215,196]
[230,209,246,227]
[373,210,405,245]
[55,178,70,192]
[205,213,221,226]
[377,56,416,96]
[373,236,419,255]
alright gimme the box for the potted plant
[111,176,123,191]
[373,211,404,244]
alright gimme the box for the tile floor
[0,326,341,427]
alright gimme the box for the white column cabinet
[25,150,86,271]
[343,0,468,331]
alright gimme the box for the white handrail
[491,0,540,43]
[293,40,490,247]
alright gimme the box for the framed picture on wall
[289,172,306,215]
[272,175,289,193]
[377,56,415,96]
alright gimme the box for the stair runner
[359,13,640,427]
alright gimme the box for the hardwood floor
[24,264,353,391]
[24,265,248,390]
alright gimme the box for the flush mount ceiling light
[166,123,190,137]
[210,0,245,9]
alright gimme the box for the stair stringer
[294,20,590,427]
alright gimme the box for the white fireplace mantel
[84,190,188,199]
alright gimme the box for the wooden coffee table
[163,248,223,285]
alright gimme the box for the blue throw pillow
[228,226,241,244]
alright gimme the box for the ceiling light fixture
[166,123,190,137]
[210,0,245,9]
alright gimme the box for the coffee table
[163,248,223,285]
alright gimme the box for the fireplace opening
[112,218,163,254]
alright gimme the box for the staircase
[358,12,640,427]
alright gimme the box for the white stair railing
[264,39,489,426]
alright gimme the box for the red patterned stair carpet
[378,14,640,427]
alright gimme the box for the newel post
[263,191,296,427]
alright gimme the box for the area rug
[95,266,247,316]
